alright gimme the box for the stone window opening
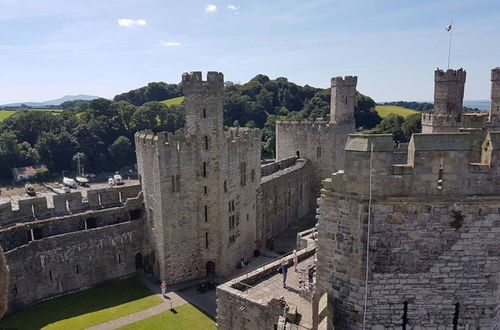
[453,303,460,330]
[204,205,208,222]
[175,175,180,192]
[204,186,208,194]
[296,150,300,158]
[75,264,79,274]
[98,194,103,207]
[437,158,444,190]
[118,253,122,264]
[204,136,209,150]
[32,228,43,240]
[203,109,207,118]
[240,162,247,186]
[49,270,53,282]
[129,209,143,220]
[203,162,207,177]
[317,146,322,158]
[402,301,408,329]
[85,217,98,229]
[224,180,227,192]
[251,169,255,183]
[13,284,18,295]
[246,214,249,221]
[205,232,209,248]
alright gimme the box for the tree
[108,136,134,168]
[401,113,422,141]
[0,132,21,178]
[114,82,182,106]
[370,114,406,143]
[35,131,78,171]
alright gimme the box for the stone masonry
[314,132,500,329]
[275,76,357,207]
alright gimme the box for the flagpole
[447,20,453,69]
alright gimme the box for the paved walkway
[85,277,187,330]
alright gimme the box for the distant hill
[0,95,101,108]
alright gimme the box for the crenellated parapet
[181,71,224,95]
[134,129,195,153]
[325,132,500,198]
[0,184,142,228]
[434,68,466,82]
[330,75,358,87]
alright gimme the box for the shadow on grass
[0,278,155,330]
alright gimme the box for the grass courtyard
[119,304,216,330]
[0,279,162,330]
[375,105,418,118]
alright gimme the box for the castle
[1,67,499,330]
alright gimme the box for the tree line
[0,74,386,179]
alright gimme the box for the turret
[330,76,357,124]
[489,67,500,125]
[182,71,224,136]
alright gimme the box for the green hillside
[375,105,418,118]
[160,96,185,106]
[0,110,16,122]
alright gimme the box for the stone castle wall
[0,247,7,319]
[257,157,310,248]
[314,133,500,329]
[0,185,145,315]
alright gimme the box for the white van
[63,177,77,188]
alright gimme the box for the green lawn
[119,303,216,330]
[375,105,418,118]
[160,96,185,106]
[0,110,16,122]
[0,279,162,330]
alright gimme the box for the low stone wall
[296,227,317,249]
[216,247,316,330]
[3,219,144,315]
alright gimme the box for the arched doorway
[206,261,215,275]
[135,253,143,270]
[296,150,300,158]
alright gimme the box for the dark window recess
[204,186,208,194]
[32,228,43,240]
[129,209,143,220]
[175,175,180,192]
[402,301,408,330]
[118,253,122,264]
[13,284,18,295]
[49,271,53,282]
[453,303,460,330]
[86,217,98,229]
[296,150,300,158]
[203,109,206,118]
[204,136,209,150]
[204,205,208,222]
[317,146,322,158]
[205,232,209,248]
[203,162,207,177]
[75,264,79,274]
[251,169,255,183]
[223,180,227,192]
[171,175,175,193]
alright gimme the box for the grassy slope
[160,96,185,106]
[0,110,16,122]
[375,105,418,118]
[119,303,216,330]
[0,279,162,330]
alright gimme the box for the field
[0,279,162,330]
[119,304,216,330]
[375,105,418,118]
[0,108,63,122]
[160,96,185,106]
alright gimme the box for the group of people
[278,250,299,289]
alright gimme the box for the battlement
[276,119,329,125]
[330,76,357,87]
[492,67,500,81]
[224,127,261,145]
[325,132,500,198]
[181,71,224,94]
[0,184,142,228]
[434,68,466,82]
[134,129,194,151]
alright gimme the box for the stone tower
[330,76,358,124]
[422,68,466,133]
[135,72,261,284]
[489,67,500,126]
[275,75,357,207]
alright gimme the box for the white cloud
[205,4,217,13]
[227,4,238,10]
[117,19,147,27]
[161,41,182,47]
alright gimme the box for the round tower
[489,67,500,125]
[330,76,357,124]
[182,71,224,136]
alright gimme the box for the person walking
[278,259,288,288]
[293,250,298,272]
[160,280,167,298]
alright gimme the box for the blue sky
[1,0,499,104]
